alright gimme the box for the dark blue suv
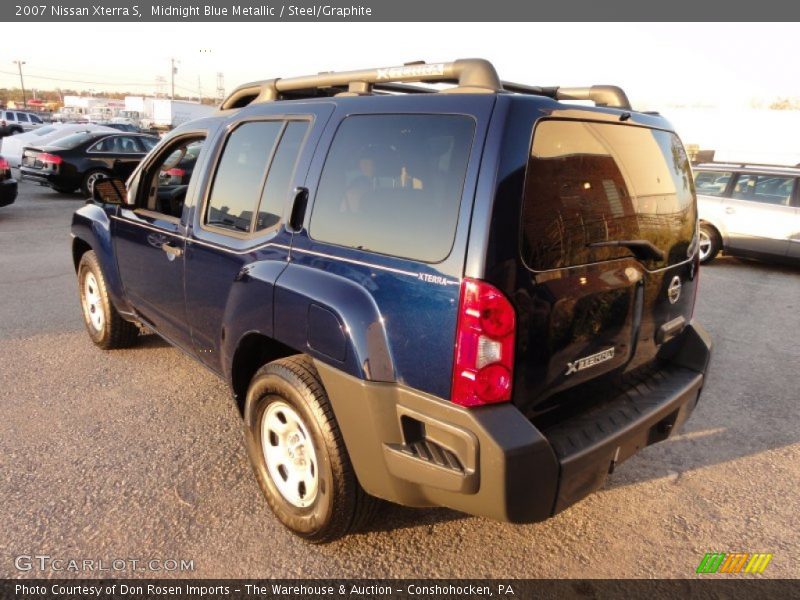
[71,59,712,542]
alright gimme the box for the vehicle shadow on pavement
[605,255,799,489]
[356,502,467,535]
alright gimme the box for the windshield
[521,119,697,271]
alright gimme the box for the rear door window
[16,112,29,123]
[731,173,794,206]
[309,114,475,262]
[205,119,309,235]
[521,119,697,270]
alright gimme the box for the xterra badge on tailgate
[565,347,615,375]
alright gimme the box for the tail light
[39,153,63,166]
[451,278,516,407]
[0,157,9,178]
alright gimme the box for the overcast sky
[1,22,797,109]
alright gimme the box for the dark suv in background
[71,59,711,542]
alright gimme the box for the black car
[0,155,17,206]
[19,131,159,196]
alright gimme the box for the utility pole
[197,76,202,103]
[216,72,225,105]
[170,58,179,100]
[13,60,27,108]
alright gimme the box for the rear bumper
[0,179,17,207]
[19,166,54,186]
[317,320,712,523]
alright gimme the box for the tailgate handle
[656,316,686,345]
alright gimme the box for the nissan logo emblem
[667,276,682,304]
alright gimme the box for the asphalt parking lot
[0,181,798,579]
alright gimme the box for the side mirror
[92,176,128,205]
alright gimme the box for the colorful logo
[696,552,773,574]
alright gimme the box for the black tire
[10,127,23,135]
[77,250,139,349]
[698,223,721,264]
[243,355,380,543]
[81,169,109,198]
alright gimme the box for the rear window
[521,120,696,271]
[309,114,475,263]
[33,126,58,137]
[51,132,98,149]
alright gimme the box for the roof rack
[500,82,631,110]
[695,161,800,171]
[220,58,632,111]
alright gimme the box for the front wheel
[78,250,139,349]
[243,356,380,543]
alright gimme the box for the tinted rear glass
[310,114,475,262]
[521,120,696,271]
[50,132,98,149]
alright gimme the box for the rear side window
[731,173,794,206]
[521,120,696,270]
[205,120,309,234]
[256,121,308,232]
[310,114,475,262]
[693,170,731,196]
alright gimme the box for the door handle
[161,242,183,259]
[725,207,736,214]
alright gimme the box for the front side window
[521,120,697,270]
[139,136,206,219]
[30,114,43,124]
[140,137,159,151]
[309,114,475,262]
[731,174,794,206]
[693,170,732,196]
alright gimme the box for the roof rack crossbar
[220,59,500,108]
[502,81,632,110]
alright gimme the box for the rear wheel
[78,250,139,349]
[82,169,109,198]
[243,355,380,543]
[698,223,721,263]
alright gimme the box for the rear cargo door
[516,118,698,412]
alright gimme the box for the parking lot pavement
[0,181,798,579]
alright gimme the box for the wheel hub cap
[260,401,319,508]
[82,272,104,331]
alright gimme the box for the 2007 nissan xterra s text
[71,59,712,542]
